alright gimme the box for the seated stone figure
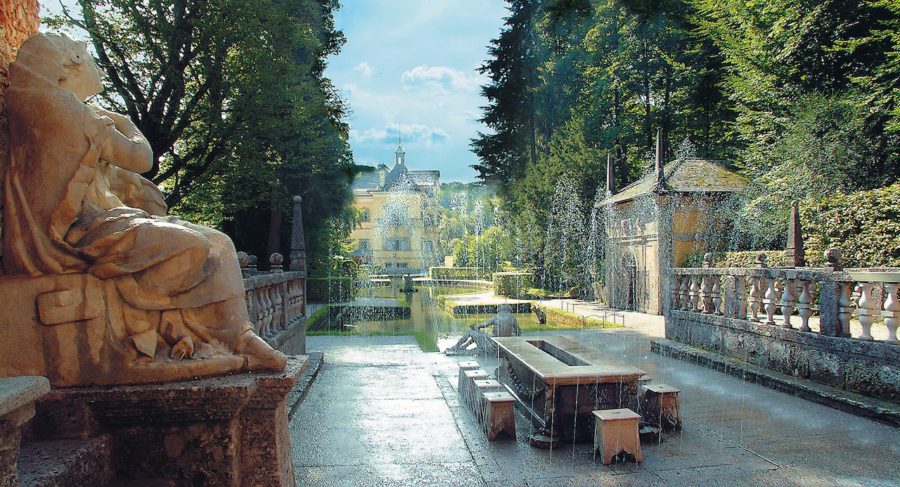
[445,304,521,356]
[0,33,285,384]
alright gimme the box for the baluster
[837,282,853,338]
[797,280,816,332]
[763,277,777,326]
[272,285,285,332]
[680,276,691,311]
[882,283,899,344]
[262,287,273,337]
[672,275,682,310]
[689,275,701,312]
[855,282,878,341]
[779,278,797,329]
[712,275,724,316]
[286,281,298,322]
[748,276,761,322]
[244,289,254,322]
[701,274,713,314]
[249,289,260,335]
[270,286,280,335]
[735,276,748,319]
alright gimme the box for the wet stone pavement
[291,334,900,487]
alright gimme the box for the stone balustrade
[671,267,900,344]
[667,262,900,402]
[241,252,306,348]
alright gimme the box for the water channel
[349,281,540,352]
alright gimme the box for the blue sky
[41,0,509,182]
[326,0,509,181]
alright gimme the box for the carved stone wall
[0,0,41,265]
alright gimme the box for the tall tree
[48,0,356,266]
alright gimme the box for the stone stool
[457,360,481,372]
[481,391,516,440]
[458,369,490,408]
[592,408,642,465]
[641,383,681,430]
[472,379,504,421]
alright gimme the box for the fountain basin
[494,335,646,443]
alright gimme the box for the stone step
[17,435,114,487]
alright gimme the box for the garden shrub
[801,183,900,267]
[492,272,533,297]
[428,266,488,280]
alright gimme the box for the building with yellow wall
[349,140,440,274]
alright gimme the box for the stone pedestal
[30,357,308,487]
[0,376,49,487]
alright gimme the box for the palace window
[384,238,410,251]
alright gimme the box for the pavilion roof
[599,158,746,206]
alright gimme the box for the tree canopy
[47,0,356,267]
[472,0,900,277]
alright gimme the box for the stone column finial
[757,253,768,268]
[269,253,283,273]
[702,252,714,268]
[825,247,842,271]
[248,254,258,274]
[606,151,615,196]
[290,195,307,276]
[237,251,250,278]
[786,200,806,267]
[655,128,664,184]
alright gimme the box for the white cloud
[353,61,374,78]
[354,123,450,147]
[401,65,485,92]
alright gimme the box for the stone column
[289,196,307,276]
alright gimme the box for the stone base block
[30,356,308,487]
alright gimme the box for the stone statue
[445,304,521,356]
[1,33,285,383]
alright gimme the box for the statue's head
[498,304,512,314]
[14,33,103,101]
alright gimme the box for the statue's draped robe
[3,36,245,349]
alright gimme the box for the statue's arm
[92,107,153,174]
[476,317,494,330]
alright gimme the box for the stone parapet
[29,356,308,486]
[666,310,900,401]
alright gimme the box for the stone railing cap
[0,376,50,417]
[243,271,305,290]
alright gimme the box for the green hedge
[708,250,788,268]
[492,272,533,297]
[801,183,900,267]
[530,304,619,329]
[428,266,487,280]
[307,277,356,302]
